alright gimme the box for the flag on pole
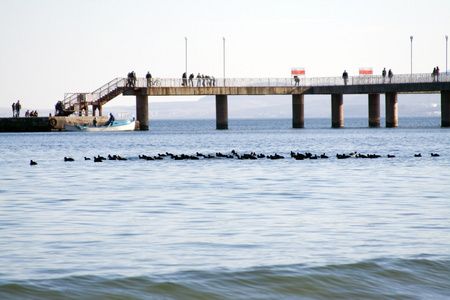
[359,67,373,75]
[291,68,305,76]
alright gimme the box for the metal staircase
[60,78,127,115]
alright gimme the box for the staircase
[60,78,127,115]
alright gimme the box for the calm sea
[1,117,449,299]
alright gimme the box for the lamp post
[185,37,188,79]
[446,35,448,75]
[223,37,226,86]
[410,36,413,76]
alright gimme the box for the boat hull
[65,120,136,132]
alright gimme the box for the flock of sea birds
[29,150,441,165]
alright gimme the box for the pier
[60,74,450,130]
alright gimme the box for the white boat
[65,120,136,132]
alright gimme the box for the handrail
[115,73,450,88]
[61,73,450,111]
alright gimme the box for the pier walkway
[61,73,450,130]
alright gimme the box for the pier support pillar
[292,94,304,128]
[385,92,398,128]
[216,95,228,130]
[136,95,149,130]
[93,105,102,117]
[368,93,380,127]
[441,91,450,127]
[331,94,343,128]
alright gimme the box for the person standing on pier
[189,73,194,86]
[382,68,387,83]
[436,66,440,82]
[11,102,16,117]
[15,100,21,117]
[388,69,393,83]
[146,71,152,87]
[196,73,201,86]
[342,70,348,85]
[182,72,187,86]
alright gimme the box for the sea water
[0,117,449,299]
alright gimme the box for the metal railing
[62,73,449,110]
[62,78,127,109]
[118,73,450,88]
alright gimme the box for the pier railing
[126,73,450,89]
[61,73,450,111]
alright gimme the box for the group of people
[342,68,395,85]
[432,67,440,82]
[182,72,216,87]
[24,110,39,117]
[11,100,21,117]
[126,71,137,87]
[381,68,394,83]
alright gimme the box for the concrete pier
[73,75,450,131]
[385,92,398,128]
[216,95,228,129]
[136,95,149,130]
[331,94,344,128]
[441,90,450,127]
[368,93,380,127]
[292,94,304,128]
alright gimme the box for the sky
[0,0,449,116]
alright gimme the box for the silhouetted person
[388,69,393,83]
[146,71,152,87]
[106,113,115,126]
[182,72,187,86]
[382,68,387,83]
[15,100,21,117]
[342,70,348,85]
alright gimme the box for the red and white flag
[359,68,373,75]
[291,68,305,76]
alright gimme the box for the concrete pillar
[368,93,380,127]
[216,95,228,129]
[136,95,149,130]
[441,91,450,127]
[331,94,343,128]
[98,105,103,117]
[292,94,304,128]
[385,92,398,128]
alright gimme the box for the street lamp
[446,35,448,75]
[410,36,413,75]
[185,37,188,78]
[223,37,226,86]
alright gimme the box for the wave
[1,257,449,299]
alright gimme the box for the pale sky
[0,0,449,112]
